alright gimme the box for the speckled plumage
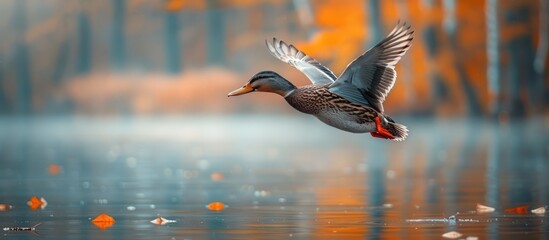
[285,84,378,133]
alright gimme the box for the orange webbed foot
[371,132,390,139]
[372,116,395,139]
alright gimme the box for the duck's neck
[283,89,296,98]
[271,76,297,97]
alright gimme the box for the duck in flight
[228,22,413,141]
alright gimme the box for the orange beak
[228,83,255,97]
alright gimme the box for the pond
[0,116,547,239]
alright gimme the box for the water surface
[0,116,548,239]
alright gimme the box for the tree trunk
[13,0,31,115]
[286,0,297,33]
[507,36,535,117]
[206,0,226,66]
[52,39,70,84]
[534,0,548,111]
[486,0,501,116]
[0,68,7,114]
[111,0,126,70]
[165,12,182,74]
[448,1,482,116]
[366,0,382,45]
[77,12,91,74]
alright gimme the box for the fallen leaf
[150,217,177,225]
[476,203,495,213]
[27,196,46,210]
[505,205,528,214]
[92,213,115,229]
[48,164,61,175]
[531,206,546,214]
[40,197,48,209]
[210,172,224,181]
[442,231,462,239]
[207,202,225,211]
[0,203,12,211]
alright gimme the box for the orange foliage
[92,213,116,229]
[54,0,544,116]
[300,0,366,73]
[165,0,205,11]
[63,69,252,114]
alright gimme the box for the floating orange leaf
[505,205,528,214]
[0,203,12,211]
[207,202,225,211]
[27,196,46,210]
[48,164,61,175]
[92,213,115,229]
[210,172,224,181]
[476,203,495,213]
[150,217,177,225]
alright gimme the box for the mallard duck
[228,22,413,141]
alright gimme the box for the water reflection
[0,117,547,239]
[487,125,501,240]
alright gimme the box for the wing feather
[266,38,337,85]
[329,21,414,112]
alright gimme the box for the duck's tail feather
[384,116,408,141]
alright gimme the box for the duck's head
[228,71,296,97]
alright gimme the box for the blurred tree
[206,0,226,66]
[505,4,537,117]
[432,74,449,105]
[76,10,91,74]
[111,0,126,70]
[486,0,500,116]
[165,11,182,73]
[0,68,7,113]
[534,0,548,111]
[366,0,382,45]
[448,0,482,116]
[423,25,439,58]
[507,36,535,117]
[261,3,276,32]
[286,0,297,33]
[534,0,547,76]
[292,0,315,37]
[53,39,70,84]
[13,0,31,114]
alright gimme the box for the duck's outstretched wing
[329,22,414,112]
[266,38,336,85]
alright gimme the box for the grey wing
[266,38,337,85]
[329,22,414,112]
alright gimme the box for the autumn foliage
[0,0,545,116]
